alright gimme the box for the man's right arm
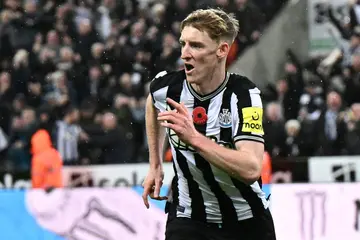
[143,71,173,207]
[145,94,166,168]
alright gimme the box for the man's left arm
[191,89,265,185]
[191,135,263,185]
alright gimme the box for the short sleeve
[149,71,171,112]
[149,70,185,113]
[232,87,264,144]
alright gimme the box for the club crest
[219,109,232,128]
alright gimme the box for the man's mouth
[184,63,194,72]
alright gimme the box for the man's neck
[190,66,226,96]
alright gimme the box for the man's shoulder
[150,69,185,93]
[228,72,260,94]
[228,73,262,109]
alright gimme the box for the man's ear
[216,41,230,59]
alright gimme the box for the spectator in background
[234,0,264,45]
[86,111,133,164]
[0,10,16,61]
[263,53,304,122]
[46,70,77,107]
[283,119,309,157]
[314,91,347,156]
[78,99,99,135]
[77,99,102,164]
[112,94,135,149]
[0,72,15,108]
[153,32,180,74]
[53,105,88,165]
[34,104,55,136]
[345,103,360,155]
[298,74,324,121]
[343,54,360,105]
[12,49,31,96]
[7,107,36,170]
[75,19,99,63]
[263,102,286,157]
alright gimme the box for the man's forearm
[145,95,166,168]
[190,133,260,184]
[162,137,170,159]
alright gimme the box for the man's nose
[181,46,191,60]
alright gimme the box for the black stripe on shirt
[167,166,179,219]
[231,178,265,218]
[193,93,238,226]
[167,79,207,222]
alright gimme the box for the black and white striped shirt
[55,120,81,162]
[150,70,269,225]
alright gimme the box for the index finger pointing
[166,98,186,114]
[179,102,189,115]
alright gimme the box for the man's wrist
[189,131,205,151]
[149,160,162,169]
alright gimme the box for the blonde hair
[180,8,239,43]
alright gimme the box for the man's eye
[191,44,201,48]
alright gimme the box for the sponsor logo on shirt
[241,107,264,134]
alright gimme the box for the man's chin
[185,74,197,84]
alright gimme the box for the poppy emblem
[192,107,207,125]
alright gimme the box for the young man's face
[180,26,221,85]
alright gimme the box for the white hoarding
[271,183,360,240]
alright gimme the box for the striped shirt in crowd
[54,120,82,163]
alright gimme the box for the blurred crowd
[262,1,360,159]
[0,0,287,171]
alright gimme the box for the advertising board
[308,156,360,182]
[0,163,175,188]
[271,183,360,240]
[0,171,31,189]
[271,157,309,183]
[62,163,175,187]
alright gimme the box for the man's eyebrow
[179,40,205,45]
